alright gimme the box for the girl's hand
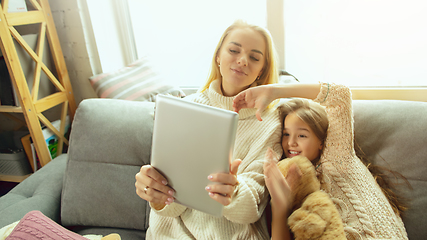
[135,165,175,209]
[264,148,301,217]
[205,159,242,206]
[233,84,277,121]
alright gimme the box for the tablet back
[151,94,238,217]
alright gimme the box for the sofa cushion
[61,99,155,231]
[0,154,67,229]
[89,57,185,102]
[353,100,427,240]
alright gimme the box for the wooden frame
[0,0,76,177]
[351,88,427,102]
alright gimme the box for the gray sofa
[0,98,426,239]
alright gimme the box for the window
[127,0,267,88]
[85,0,426,101]
[284,0,427,87]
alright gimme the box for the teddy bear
[277,155,346,240]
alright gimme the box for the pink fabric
[6,211,88,240]
[89,72,110,86]
[88,57,185,102]
[99,69,153,98]
[125,83,163,101]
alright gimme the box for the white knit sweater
[146,80,283,240]
[314,82,408,239]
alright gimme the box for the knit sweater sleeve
[314,82,408,239]
[314,82,354,159]
[149,201,187,218]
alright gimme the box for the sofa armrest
[61,99,154,231]
[0,154,67,228]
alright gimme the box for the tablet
[150,94,238,217]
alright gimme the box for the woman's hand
[135,165,175,209]
[233,84,278,121]
[205,159,242,206]
[233,83,322,121]
[264,148,301,217]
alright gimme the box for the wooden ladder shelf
[0,0,76,178]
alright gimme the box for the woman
[135,20,283,239]
[233,82,408,239]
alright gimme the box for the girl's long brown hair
[354,143,411,216]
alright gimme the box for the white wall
[49,0,98,103]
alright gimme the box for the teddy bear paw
[289,210,327,239]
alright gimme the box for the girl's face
[282,113,323,162]
[216,27,266,96]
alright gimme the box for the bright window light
[127,0,267,88]
[285,0,427,87]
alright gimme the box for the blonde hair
[199,20,279,93]
[280,98,329,147]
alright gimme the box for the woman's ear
[216,56,220,65]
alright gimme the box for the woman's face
[282,113,323,162]
[216,27,266,96]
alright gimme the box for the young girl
[233,82,408,239]
[135,20,283,239]
[264,97,329,239]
